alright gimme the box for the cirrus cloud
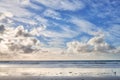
[35,0,85,11]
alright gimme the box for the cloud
[43,9,61,20]
[0,25,5,33]
[105,24,120,47]
[0,12,13,20]
[0,24,119,60]
[41,29,77,38]
[30,24,46,36]
[0,0,33,27]
[0,12,13,25]
[0,0,32,17]
[85,0,120,24]
[0,25,40,53]
[35,0,84,11]
[87,35,113,52]
[66,34,119,54]
[0,0,45,26]
[34,16,49,26]
[31,24,79,48]
[47,38,65,48]
[70,17,102,36]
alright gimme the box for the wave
[0,60,120,68]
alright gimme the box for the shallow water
[0,60,120,77]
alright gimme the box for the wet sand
[0,76,120,80]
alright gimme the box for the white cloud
[13,17,37,25]
[0,12,13,24]
[0,0,32,17]
[33,24,80,47]
[66,34,119,54]
[0,24,65,59]
[40,28,77,38]
[0,12,13,19]
[0,25,41,53]
[43,9,61,20]
[87,35,113,52]
[71,17,101,36]
[0,0,45,26]
[47,38,65,48]
[0,0,34,27]
[30,25,46,36]
[35,0,84,11]
[34,16,49,26]
[87,0,120,20]
[20,0,30,5]
[105,24,120,47]
[67,41,92,53]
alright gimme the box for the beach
[0,60,120,80]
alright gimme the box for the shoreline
[0,76,120,80]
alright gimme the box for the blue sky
[44,0,117,48]
[0,0,120,57]
[10,0,120,48]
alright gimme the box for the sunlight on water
[0,60,120,77]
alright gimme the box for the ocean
[0,60,120,68]
[0,60,120,77]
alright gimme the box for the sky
[0,0,120,60]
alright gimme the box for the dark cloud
[0,25,5,33]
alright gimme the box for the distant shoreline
[0,60,120,61]
[0,60,120,63]
[0,60,120,68]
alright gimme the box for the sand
[0,76,120,80]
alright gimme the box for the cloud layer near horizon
[67,35,120,54]
[0,24,40,53]
[0,24,119,55]
[0,23,120,60]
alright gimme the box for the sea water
[0,60,120,76]
[0,60,120,68]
